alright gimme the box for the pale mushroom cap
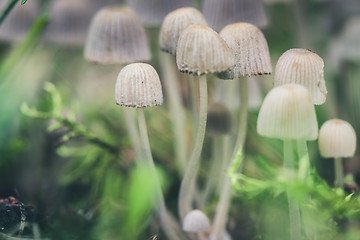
[85,6,151,64]
[176,24,235,75]
[202,0,268,31]
[44,0,94,46]
[257,84,318,140]
[0,0,39,42]
[127,0,192,27]
[318,119,357,158]
[115,63,163,108]
[183,209,210,232]
[159,8,208,56]
[274,48,327,105]
[219,22,272,78]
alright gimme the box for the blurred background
[0,0,360,239]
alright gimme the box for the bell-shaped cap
[202,0,268,32]
[176,24,235,75]
[159,7,208,56]
[115,63,163,108]
[85,6,151,64]
[127,0,192,27]
[257,84,318,140]
[218,22,272,78]
[206,103,232,136]
[183,209,210,232]
[318,119,357,158]
[0,0,39,42]
[274,48,327,105]
[44,0,95,46]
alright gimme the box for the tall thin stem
[334,157,344,188]
[211,76,248,238]
[284,140,301,240]
[159,52,187,174]
[137,108,185,240]
[178,75,208,220]
[297,140,310,180]
[123,108,143,160]
[188,74,199,139]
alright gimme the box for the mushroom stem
[284,140,301,240]
[334,157,344,188]
[297,140,310,180]
[123,108,144,160]
[211,76,248,238]
[188,74,199,138]
[178,75,208,220]
[136,108,185,240]
[159,52,188,174]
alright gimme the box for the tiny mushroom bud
[319,119,356,158]
[183,209,210,233]
[274,48,327,105]
[85,6,151,64]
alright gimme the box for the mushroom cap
[176,24,235,75]
[218,22,272,78]
[127,0,192,27]
[318,119,357,158]
[183,209,210,232]
[257,84,318,140]
[206,102,232,136]
[202,0,268,31]
[85,6,151,64]
[274,48,327,105]
[0,0,39,42]
[159,7,208,56]
[115,63,163,108]
[44,0,95,46]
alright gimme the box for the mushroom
[212,22,272,239]
[257,84,318,240]
[202,0,268,32]
[318,119,357,188]
[183,209,210,239]
[176,24,235,220]
[115,63,186,240]
[158,7,208,174]
[84,6,151,64]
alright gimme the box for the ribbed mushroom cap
[257,84,318,140]
[206,103,232,136]
[159,8,208,56]
[218,22,272,78]
[0,0,39,42]
[44,0,94,46]
[319,119,357,158]
[202,0,268,32]
[274,48,327,105]
[85,6,151,64]
[127,0,192,27]
[115,63,163,108]
[176,24,235,75]
[183,209,210,232]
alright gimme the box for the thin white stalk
[137,108,186,240]
[211,77,248,238]
[123,108,143,160]
[284,140,301,240]
[297,140,310,180]
[178,75,208,220]
[188,74,199,139]
[159,52,187,174]
[334,157,344,188]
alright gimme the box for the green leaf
[21,0,27,5]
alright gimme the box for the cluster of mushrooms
[70,3,356,240]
